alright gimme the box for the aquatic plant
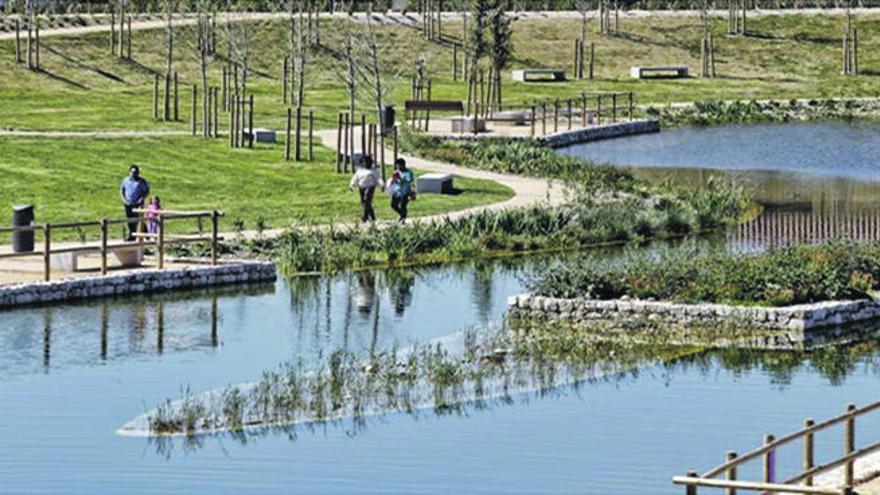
[649,98,880,128]
[528,240,880,306]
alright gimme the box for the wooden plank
[404,100,463,112]
[672,477,839,494]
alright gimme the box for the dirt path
[1,8,874,41]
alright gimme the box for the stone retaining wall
[0,261,277,309]
[537,119,661,148]
[507,294,880,348]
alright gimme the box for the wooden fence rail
[675,400,880,495]
[0,209,223,281]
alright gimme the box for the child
[145,196,162,234]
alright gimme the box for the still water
[4,121,880,494]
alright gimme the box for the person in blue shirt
[119,165,150,241]
[389,158,416,224]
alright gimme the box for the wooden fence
[673,400,880,495]
[0,209,223,282]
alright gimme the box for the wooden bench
[417,173,454,194]
[404,100,464,113]
[486,110,531,126]
[512,69,567,82]
[51,244,144,272]
[630,66,689,79]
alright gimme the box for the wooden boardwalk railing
[0,209,223,282]
[674,401,880,495]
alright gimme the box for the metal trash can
[12,204,35,253]
[381,105,396,136]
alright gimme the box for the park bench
[417,173,454,194]
[486,110,531,126]
[629,66,689,79]
[242,127,276,143]
[511,69,567,82]
[51,243,144,272]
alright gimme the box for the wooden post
[582,94,588,127]
[157,215,164,269]
[393,125,399,167]
[173,72,179,122]
[853,29,859,75]
[15,18,21,64]
[206,87,212,137]
[425,79,432,131]
[845,403,856,487]
[597,94,603,125]
[473,103,480,136]
[295,106,302,161]
[629,92,634,121]
[213,87,219,137]
[725,451,737,495]
[574,39,580,79]
[308,110,314,161]
[541,102,547,135]
[612,93,618,122]
[34,19,39,69]
[530,105,536,137]
[127,17,132,59]
[110,10,116,54]
[589,42,595,80]
[210,210,218,266]
[229,93,236,147]
[567,99,573,130]
[222,67,228,112]
[285,108,292,161]
[118,1,125,58]
[685,470,698,495]
[367,123,373,161]
[336,113,343,172]
[360,114,366,155]
[43,223,51,282]
[342,113,350,172]
[804,419,815,486]
[763,434,775,484]
[282,57,289,104]
[191,84,197,136]
[553,99,559,133]
[100,219,108,275]
[152,74,159,120]
[248,95,254,149]
[452,43,458,81]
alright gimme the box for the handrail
[703,399,880,478]
[784,439,880,485]
[672,476,840,495]
[0,208,223,280]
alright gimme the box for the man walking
[120,165,150,241]
[349,156,382,223]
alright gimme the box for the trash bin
[381,105,396,136]
[12,204,35,253]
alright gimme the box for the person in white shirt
[348,156,383,223]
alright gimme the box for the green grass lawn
[0,136,513,240]
[0,13,879,132]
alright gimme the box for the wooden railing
[0,209,223,282]
[523,91,636,137]
[673,401,880,495]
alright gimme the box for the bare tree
[163,0,176,121]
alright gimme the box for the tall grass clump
[529,240,880,306]
[650,98,880,127]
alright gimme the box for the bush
[528,241,880,306]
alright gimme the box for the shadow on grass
[34,67,89,90]
[43,45,127,84]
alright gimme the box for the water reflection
[143,335,880,459]
[0,284,273,376]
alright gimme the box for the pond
[562,120,880,250]
[3,248,880,494]
[5,120,880,494]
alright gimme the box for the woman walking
[389,158,416,224]
[349,156,382,223]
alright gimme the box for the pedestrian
[349,155,383,223]
[389,158,416,224]
[145,196,162,234]
[119,164,150,241]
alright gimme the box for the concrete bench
[451,117,487,134]
[242,127,277,143]
[417,173,454,194]
[51,245,144,272]
[630,66,689,79]
[512,69,567,82]
[486,110,531,126]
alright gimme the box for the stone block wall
[507,294,880,349]
[0,261,277,309]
